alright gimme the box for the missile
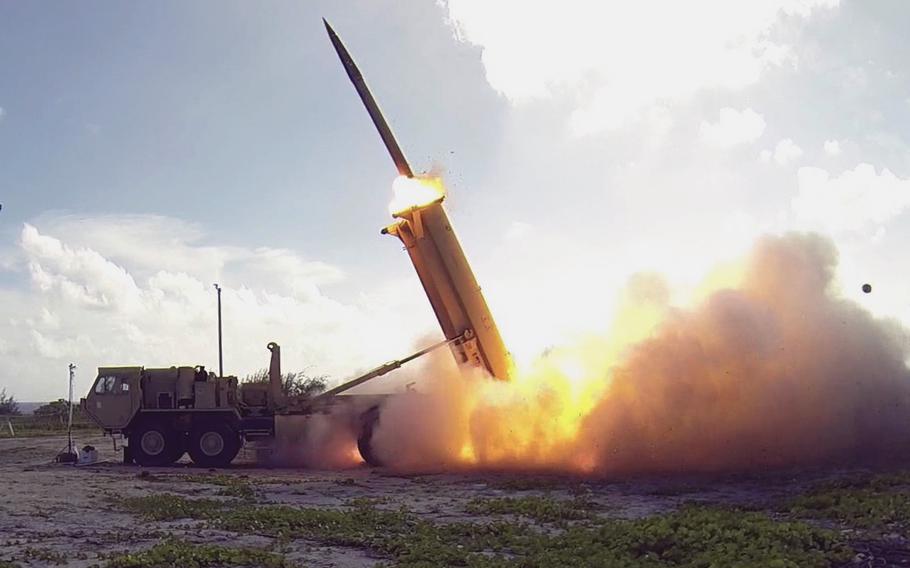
[323,19,513,381]
[323,19,414,178]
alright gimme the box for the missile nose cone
[323,19,414,178]
[323,18,363,83]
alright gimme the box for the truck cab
[83,367,143,431]
[82,365,243,467]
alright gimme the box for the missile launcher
[325,19,512,380]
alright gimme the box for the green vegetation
[132,472,259,499]
[0,412,96,438]
[346,496,388,508]
[465,495,597,523]
[21,547,68,565]
[103,537,291,568]
[0,561,21,568]
[116,493,852,567]
[539,506,851,568]
[0,388,20,416]
[33,398,82,418]
[488,476,565,492]
[119,494,225,521]
[241,368,327,398]
[648,483,708,497]
[788,471,910,533]
[181,474,257,499]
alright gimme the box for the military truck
[81,338,458,467]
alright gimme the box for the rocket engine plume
[389,175,445,216]
[370,233,910,475]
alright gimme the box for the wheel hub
[199,431,225,457]
[140,430,166,456]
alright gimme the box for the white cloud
[0,107,5,122]
[773,138,804,165]
[444,0,838,133]
[824,139,841,155]
[28,214,344,300]
[699,108,766,147]
[0,216,433,400]
[504,221,532,240]
[793,163,910,235]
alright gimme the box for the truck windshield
[94,376,117,394]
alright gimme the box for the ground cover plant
[787,470,910,534]
[0,414,96,438]
[180,473,258,499]
[465,495,597,523]
[117,492,853,567]
[20,547,68,565]
[102,537,291,568]
[117,494,225,521]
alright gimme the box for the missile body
[323,19,413,178]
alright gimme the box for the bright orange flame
[389,175,445,216]
[372,299,669,474]
[438,297,667,473]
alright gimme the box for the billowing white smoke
[370,233,910,474]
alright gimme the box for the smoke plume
[272,412,363,469]
[371,233,910,474]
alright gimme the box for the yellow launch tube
[385,198,512,381]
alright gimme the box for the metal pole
[67,363,76,455]
[214,283,223,378]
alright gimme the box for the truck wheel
[188,421,240,468]
[357,408,384,467]
[130,422,181,467]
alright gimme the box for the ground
[1,434,909,567]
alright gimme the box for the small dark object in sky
[862,283,872,294]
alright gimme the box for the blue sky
[0,1,505,264]
[3,0,910,400]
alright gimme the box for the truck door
[84,372,142,430]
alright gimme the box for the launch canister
[385,202,513,381]
[324,19,512,380]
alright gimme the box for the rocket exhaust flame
[389,176,445,216]
[370,233,910,475]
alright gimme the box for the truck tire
[357,407,384,467]
[130,421,182,466]
[188,420,240,468]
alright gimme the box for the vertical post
[67,363,76,455]
[213,283,223,379]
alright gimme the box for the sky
[2,0,910,400]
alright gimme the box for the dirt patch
[2,434,909,567]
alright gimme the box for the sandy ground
[0,433,904,567]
